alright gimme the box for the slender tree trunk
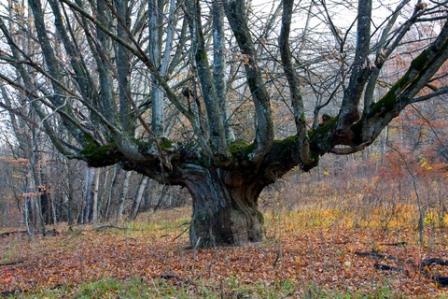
[153,185,169,211]
[104,165,118,220]
[38,167,52,224]
[91,168,101,224]
[50,196,57,224]
[65,160,74,225]
[184,168,265,247]
[129,176,149,220]
[23,196,32,236]
[99,168,109,220]
[30,130,46,235]
[81,167,95,224]
[117,171,131,221]
[141,181,152,212]
[64,193,72,225]
[40,191,50,224]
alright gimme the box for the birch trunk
[129,176,149,220]
[91,168,101,223]
[117,171,131,220]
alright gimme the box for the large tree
[0,0,447,246]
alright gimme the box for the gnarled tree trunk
[184,167,265,247]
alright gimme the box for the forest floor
[1,206,448,298]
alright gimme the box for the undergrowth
[7,276,411,299]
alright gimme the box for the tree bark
[80,167,95,224]
[64,160,74,225]
[184,167,264,247]
[91,168,101,224]
[116,171,131,221]
[23,197,32,236]
[129,176,149,220]
[30,129,46,235]
[104,165,119,220]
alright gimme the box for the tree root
[0,258,25,267]
[93,225,131,231]
[355,250,448,287]
[380,241,407,247]
[420,258,448,268]
[0,229,59,238]
[432,275,448,286]
[420,258,448,287]
[0,230,28,238]
[374,263,403,272]
[354,250,397,260]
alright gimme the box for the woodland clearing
[1,204,448,298]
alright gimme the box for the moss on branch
[159,137,173,150]
[229,139,254,158]
[369,44,437,117]
[80,136,122,167]
[308,116,336,139]
[369,78,405,116]
[263,136,299,171]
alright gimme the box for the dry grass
[1,205,448,297]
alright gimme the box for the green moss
[133,138,150,152]
[80,135,121,167]
[369,47,433,117]
[308,116,337,140]
[83,133,97,146]
[307,117,337,155]
[230,137,299,157]
[370,93,395,115]
[267,135,299,161]
[80,134,101,157]
[410,48,430,71]
[369,76,408,116]
[229,139,249,152]
[196,49,208,63]
[133,137,173,152]
[159,137,173,150]
[229,139,254,157]
[256,209,264,225]
[309,149,320,164]
[275,135,298,145]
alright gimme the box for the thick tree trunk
[184,168,265,247]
